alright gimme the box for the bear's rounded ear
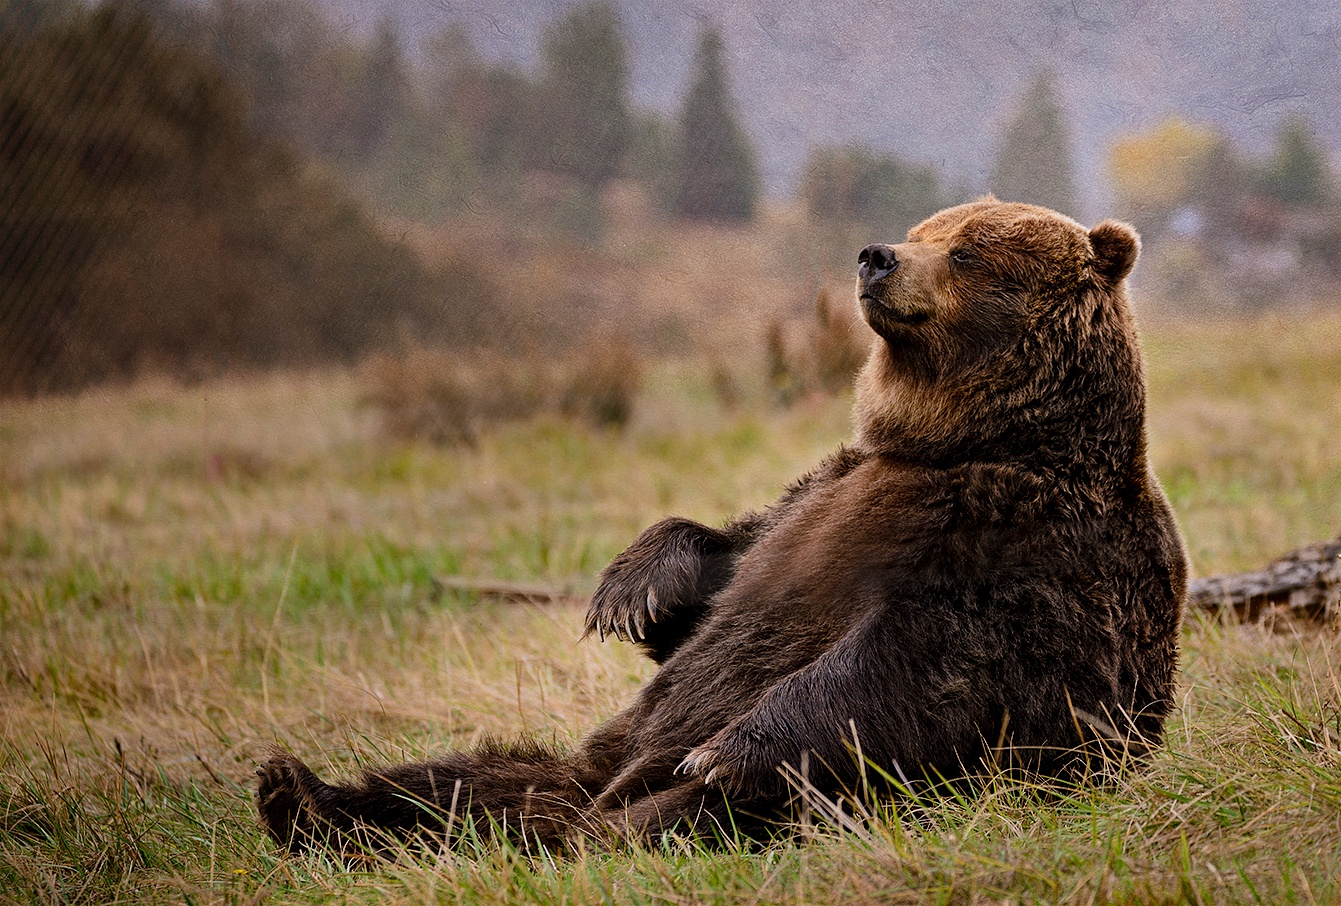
[1089,220,1140,283]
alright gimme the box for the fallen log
[431,575,580,604]
[434,537,1341,623]
[1187,537,1341,622]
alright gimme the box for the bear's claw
[676,744,727,787]
[585,518,711,648]
[586,578,663,645]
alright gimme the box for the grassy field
[2,311,1340,904]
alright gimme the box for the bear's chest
[665,465,933,680]
[626,466,947,748]
[726,461,939,613]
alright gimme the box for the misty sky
[316,0,1341,220]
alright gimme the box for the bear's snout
[858,244,899,283]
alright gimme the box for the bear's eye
[949,247,975,265]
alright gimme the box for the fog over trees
[317,0,1341,217]
[992,70,1078,218]
[4,0,1340,394]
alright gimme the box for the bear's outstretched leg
[256,739,604,856]
[256,751,328,854]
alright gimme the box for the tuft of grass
[1,311,1340,902]
[808,287,871,394]
[359,348,547,447]
[556,334,643,430]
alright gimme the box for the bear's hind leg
[256,739,601,857]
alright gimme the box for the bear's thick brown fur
[256,199,1188,855]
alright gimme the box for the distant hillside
[317,0,1341,220]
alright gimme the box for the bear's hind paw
[256,752,311,853]
[255,749,344,855]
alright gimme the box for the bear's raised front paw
[586,519,714,645]
[586,581,662,643]
[587,558,696,644]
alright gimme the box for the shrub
[765,320,799,407]
[556,334,642,428]
[809,288,868,394]
[361,339,641,445]
[0,4,494,397]
[360,349,484,446]
[708,357,742,410]
[765,289,869,405]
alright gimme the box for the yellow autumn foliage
[1109,117,1224,212]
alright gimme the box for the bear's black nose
[858,244,898,281]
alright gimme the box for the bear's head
[853,198,1147,477]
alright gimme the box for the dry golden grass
[1144,312,1341,573]
[1,307,1340,903]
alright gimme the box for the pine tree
[673,26,760,223]
[537,1,630,190]
[991,70,1077,216]
[353,15,408,162]
[1260,115,1333,208]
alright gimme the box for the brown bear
[256,198,1188,855]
